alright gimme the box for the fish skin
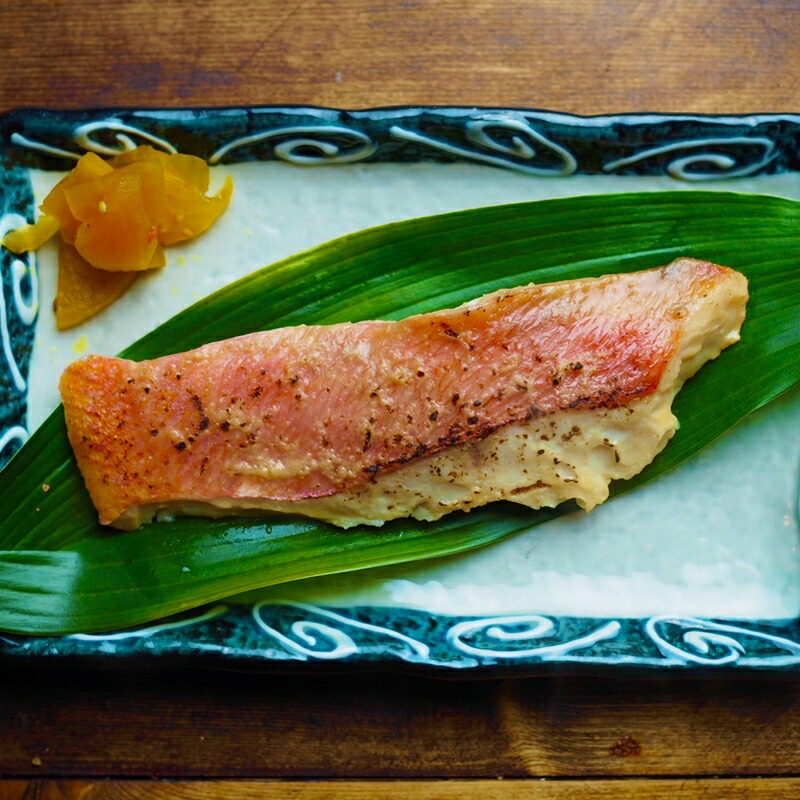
[59,258,744,528]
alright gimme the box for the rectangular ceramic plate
[2,106,800,674]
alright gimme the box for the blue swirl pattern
[6,603,800,672]
[0,166,36,467]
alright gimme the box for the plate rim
[2,103,800,674]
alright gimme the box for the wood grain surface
[5,778,800,799]
[2,0,800,797]
[4,671,800,780]
[1,0,799,114]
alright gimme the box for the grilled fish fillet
[60,258,748,530]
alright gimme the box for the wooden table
[2,1,800,797]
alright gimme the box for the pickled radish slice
[69,161,165,271]
[1,214,59,254]
[1,145,233,326]
[55,240,137,331]
[41,153,114,241]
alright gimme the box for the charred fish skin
[59,258,747,530]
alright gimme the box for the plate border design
[4,603,800,672]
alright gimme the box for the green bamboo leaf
[1,190,799,634]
